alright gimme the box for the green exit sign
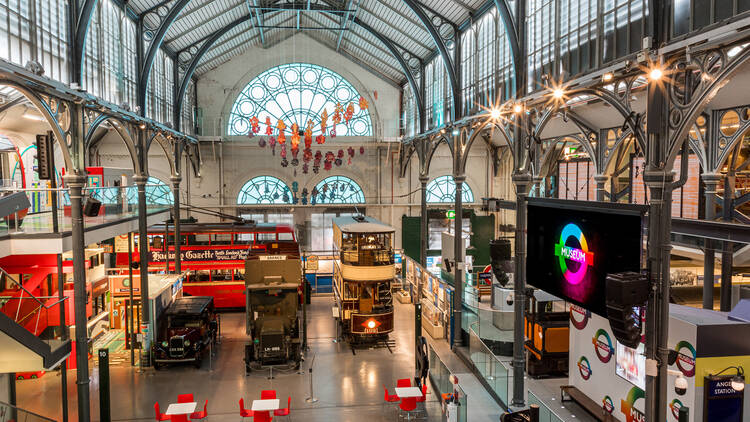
[445,210,455,219]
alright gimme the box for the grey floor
[15,296,504,421]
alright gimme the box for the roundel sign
[555,223,594,285]
[592,329,614,363]
[570,305,591,330]
[577,356,592,380]
[674,341,696,377]
[669,399,683,420]
[602,396,614,414]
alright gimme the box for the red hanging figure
[277,119,286,144]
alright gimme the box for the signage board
[149,248,247,262]
[703,375,744,422]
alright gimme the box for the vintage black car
[152,296,218,369]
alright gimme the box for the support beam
[510,171,530,410]
[138,0,192,114]
[336,0,354,51]
[73,0,99,85]
[453,175,465,348]
[401,0,460,121]
[703,173,721,309]
[419,175,429,269]
[172,173,182,273]
[64,173,90,422]
[251,0,266,47]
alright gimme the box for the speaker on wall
[84,198,102,217]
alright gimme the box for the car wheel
[31,374,38,379]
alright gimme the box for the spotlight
[451,128,459,136]
[649,67,663,81]
[139,123,146,130]
[513,103,523,114]
[552,88,565,99]
[490,108,501,119]
[602,73,614,82]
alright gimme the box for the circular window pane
[240,101,254,115]
[251,86,265,100]
[233,119,248,134]
[721,110,740,137]
[303,70,317,84]
[266,75,280,89]
[353,120,367,134]
[284,69,299,83]
[336,88,350,101]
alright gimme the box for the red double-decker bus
[115,222,300,309]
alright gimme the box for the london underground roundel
[555,223,595,285]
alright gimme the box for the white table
[251,398,280,411]
[166,402,196,415]
[395,387,423,398]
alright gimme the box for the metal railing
[527,390,566,422]
[0,400,55,421]
[467,322,514,408]
[0,267,68,342]
[428,344,468,422]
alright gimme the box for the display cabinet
[421,297,446,339]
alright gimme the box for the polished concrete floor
[16,296,499,421]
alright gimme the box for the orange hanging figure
[344,102,355,126]
[249,116,260,135]
[331,103,343,138]
[276,119,286,144]
[264,117,273,135]
[304,119,313,149]
[290,123,300,151]
[359,96,368,110]
[320,109,328,135]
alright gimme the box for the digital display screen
[526,199,643,316]
[616,341,646,390]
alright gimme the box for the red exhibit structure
[115,222,300,309]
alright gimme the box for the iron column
[64,173,90,422]
[419,175,429,270]
[453,175,465,348]
[702,173,721,309]
[171,175,182,273]
[511,171,531,409]
[134,174,151,367]
[594,174,609,202]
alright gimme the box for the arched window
[426,176,474,203]
[312,176,365,204]
[237,176,292,204]
[227,63,373,137]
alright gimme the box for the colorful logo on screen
[670,399,683,420]
[570,305,591,330]
[555,223,595,285]
[577,356,592,380]
[592,329,614,363]
[602,396,614,414]
[620,387,646,422]
[674,341,696,377]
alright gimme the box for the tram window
[256,233,275,242]
[234,268,245,281]
[195,270,211,281]
[193,234,210,245]
[213,269,232,281]
[341,233,355,250]
[236,232,254,243]
[167,234,187,246]
[211,234,232,245]
[152,236,164,250]
[278,232,293,241]
[344,282,358,299]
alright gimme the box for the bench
[560,385,616,421]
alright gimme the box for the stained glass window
[312,176,365,204]
[237,176,292,204]
[425,176,474,203]
[227,63,373,137]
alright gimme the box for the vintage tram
[332,215,395,342]
[115,222,299,309]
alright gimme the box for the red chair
[190,400,208,419]
[253,411,272,422]
[397,378,412,388]
[239,399,253,419]
[177,394,194,403]
[261,390,277,399]
[383,385,399,403]
[274,396,291,420]
[399,397,418,421]
[154,403,171,421]
[416,384,427,403]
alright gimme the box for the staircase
[0,400,55,421]
[0,271,70,374]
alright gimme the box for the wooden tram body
[332,216,395,341]
[115,222,299,309]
